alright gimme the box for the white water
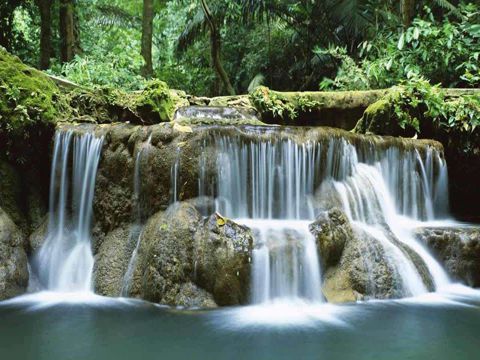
[34,130,103,292]
[200,129,452,303]
[203,134,327,303]
[333,146,451,294]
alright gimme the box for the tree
[141,0,154,77]
[59,0,79,62]
[200,0,235,95]
[37,0,52,69]
[0,0,22,51]
[400,0,415,28]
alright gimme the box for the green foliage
[250,86,322,121]
[47,52,146,91]
[324,3,480,90]
[359,75,480,136]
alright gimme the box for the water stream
[33,130,104,292]
[198,128,451,303]
[120,135,152,296]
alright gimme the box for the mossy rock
[250,86,386,128]
[0,48,66,168]
[0,48,66,136]
[133,80,179,124]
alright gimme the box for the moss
[355,98,395,135]
[250,86,387,127]
[0,48,66,137]
[0,49,69,167]
[133,79,177,123]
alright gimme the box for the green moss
[250,86,387,125]
[355,98,394,135]
[134,79,177,123]
[0,48,66,137]
[355,78,480,137]
[0,48,71,164]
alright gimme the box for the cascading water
[34,130,103,292]
[200,127,451,303]
[120,135,152,296]
[202,132,326,304]
[332,143,450,294]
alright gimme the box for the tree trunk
[400,0,415,28]
[59,0,77,62]
[0,1,21,51]
[200,0,235,96]
[37,0,52,69]
[141,0,154,78]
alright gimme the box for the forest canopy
[1,0,479,96]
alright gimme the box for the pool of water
[1,285,480,360]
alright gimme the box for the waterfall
[199,127,451,303]
[120,135,152,296]
[34,130,103,292]
[170,145,181,203]
[333,144,450,293]
[202,132,325,304]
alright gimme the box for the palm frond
[176,8,207,53]
[176,1,227,53]
[94,4,141,29]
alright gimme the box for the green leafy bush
[357,75,480,136]
[323,3,480,90]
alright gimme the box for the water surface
[1,286,479,360]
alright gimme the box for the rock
[415,226,480,287]
[310,208,426,302]
[93,225,133,296]
[130,202,200,304]
[0,207,28,300]
[28,215,48,254]
[250,86,388,129]
[174,282,216,308]
[309,208,352,268]
[120,202,253,307]
[193,213,253,306]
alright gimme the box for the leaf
[413,27,420,40]
[215,213,226,226]
[398,33,405,50]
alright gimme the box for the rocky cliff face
[0,207,28,300]
[415,227,480,287]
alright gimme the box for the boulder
[310,208,428,302]
[309,208,352,268]
[28,216,48,254]
[0,208,28,300]
[93,226,133,296]
[193,213,253,305]
[129,202,200,304]
[118,202,253,307]
[415,226,480,287]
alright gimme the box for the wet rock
[310,208,417,303]
[173,282,216,308]
[122,202,253,307]
[93,226,133,296]
[193,213,253,306]
[28,216,48,254]
[309,208,352,268]
[130,202,200,304]
[415,226,480,287]
[0,207,28,300]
